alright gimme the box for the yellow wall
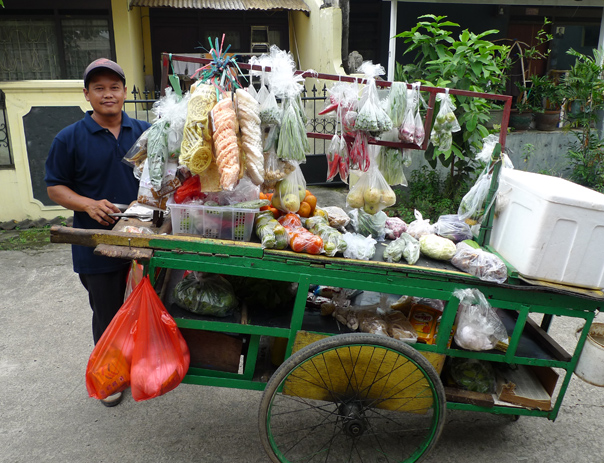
[0,82,88,222]
[290,1,344,76]
[112,0,147,94]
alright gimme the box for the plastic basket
[167,197,258,241]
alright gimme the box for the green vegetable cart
[50,69,603,462]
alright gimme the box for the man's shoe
[101,391,123,407]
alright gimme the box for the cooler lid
[499,168,604,211]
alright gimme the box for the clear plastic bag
[254,210,290,249]
[349,131,370,171]
[385,81,408,128]
[130,277,190,401]
[476,134,500,163]
[451,241,508,284]
[430,90,461,152]
[152,87,190,159]
[419,234,457,261]
[305,215,347,257]
[384,217,407,240]
[458,167,492,224]
[342,233,377,260]
[137,159,180,210]
[263,147,296,190]
[346,151,397,214]
[321,206,351,232]
[434,214,473,242]
[348,208,387,241]
[383,232,420,264]
[449,358,495,393]
[377,129,408,186]
[453,288,509,352]
[122,128,149,172]
[277,97,309,163]
[406,210,435,240]
[259,86,281,125]
[235,88,264,185]
[180,83,216,173]
[173,272,239,317]
[272,163,306,213]
[354,61,392,134]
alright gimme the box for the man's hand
[84,199,121,226]
[47,185,122,226]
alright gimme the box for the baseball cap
[83,58,126,87]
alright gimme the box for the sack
[130,277,190,401]
[86,280,146,400]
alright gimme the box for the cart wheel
[258,333,446,463]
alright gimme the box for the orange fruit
[298,201,312,218]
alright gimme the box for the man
[45,58,151,407]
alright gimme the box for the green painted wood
[242,335,261,380]
[447,402,551,418]
[182,373,267,391]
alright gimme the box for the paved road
[1,244,603,463]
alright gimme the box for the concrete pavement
[1,243,603,463]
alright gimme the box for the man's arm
[47,185,121,226]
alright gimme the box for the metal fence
[124,84,335,157]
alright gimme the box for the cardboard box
[495,364,559,411]
[490,169,604,289]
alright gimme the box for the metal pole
[387,0,398,82]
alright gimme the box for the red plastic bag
[85,280,145,400]
[130,277,190,401]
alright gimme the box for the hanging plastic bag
[272,163,306,213]
[453,288,509,352]
[385,81,408,128]
[377,129,408,186]
[258,81,280,125]
[354,61,392,134]
[346,148,397,214]
[180,83,216,174]
[430,89,460,152]
[383,232,420,265]
[458,167,492,225]
[152,87,190,160]
[434,214,473,242]
[130,277,190,401]
[235,88,265,185]
[277,97,310,163]
[124,260,145,301]
[326,134,342,182]
[412,83,426,145]
[406,210,435,240]
[172,272,239,317]
[263,147,296,190]
[398,100,416,143]
[137,158,180,210]
[85,280,145,400]
[451,241,508,284]
[476,134,500,164]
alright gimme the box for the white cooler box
[490,169,604,289]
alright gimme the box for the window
[0,15,112,81]
[0,90,12,167]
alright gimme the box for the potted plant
[528,74,565,131]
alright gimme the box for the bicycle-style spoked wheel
[259,333,446,463]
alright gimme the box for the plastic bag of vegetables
[419,234,457,261]
[278,213,323,255]
[272,163,306,213]
[448,358,495,393]
[458,167,492,225]
[255,210,289,249]
[434,214,473,242]
[342,233,377,260]
[304,215,347,257]
[384,217,407,240]
[451,241,508,284]
[346,151,397,215]
[349,208,387,241]
[354,61,392,135]
[453,288,509,352]
[173,272,238,317]
[383,232,420,265]
[406,210,434,240]
[430,90,460,152]
[377,129,408,186]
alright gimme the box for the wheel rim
[262,341,444,463]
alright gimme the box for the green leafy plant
[395,15,509,199]
[388,166,469,223]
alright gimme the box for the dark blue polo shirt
[45,111,151,274]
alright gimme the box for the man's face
[83,70,127,118]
